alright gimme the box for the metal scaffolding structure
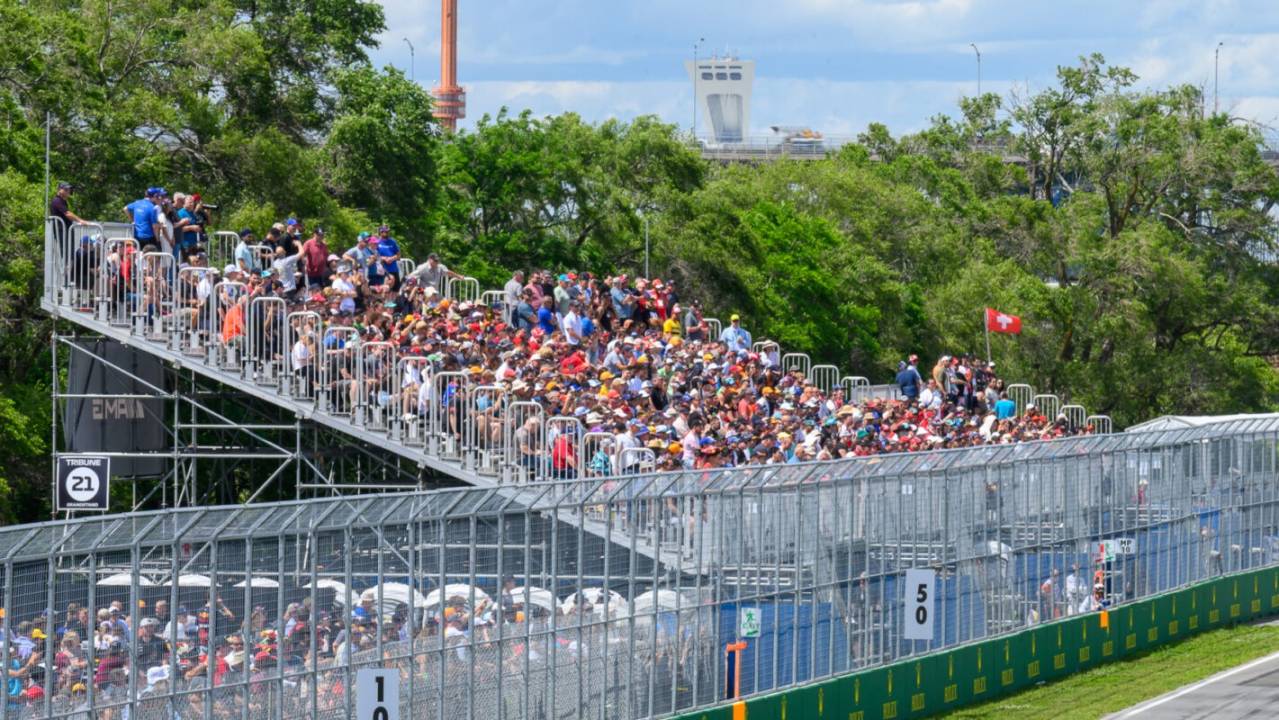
[2,416,1278,720]
[50,331,436,515]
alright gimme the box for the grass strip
[938,623,1279,719]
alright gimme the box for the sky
[370,0,1279,139]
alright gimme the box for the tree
[325,66,441,231]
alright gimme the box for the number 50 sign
[356,669,399,720]
[903,569,936,641]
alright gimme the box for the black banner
[56,455,110,511]
[62,339,167,477]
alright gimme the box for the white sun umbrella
[304,579,348,601]
[359,583,430,611]
[630,589,689,615]
[507,586,557,615]
[559,588,627,618]
[97,572,156,587]
[233,577,280,588]
[423,584,491,610]
[161,574,214,588]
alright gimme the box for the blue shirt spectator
[376,231,400,276]
[537,305,556,334]
[610,282,634,320]
[896,363,922,400]
[995,397,1017,419]
[719,315,752,353]
[127,196,158,241]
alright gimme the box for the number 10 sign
[356,668,399,720]
[903,568,936,641]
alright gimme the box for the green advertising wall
[677,566,1279,720]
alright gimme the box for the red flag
[985,308,1022,334]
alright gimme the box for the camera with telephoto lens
[200,203,219,211]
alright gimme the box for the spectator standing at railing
[895,360,922,401]
[302,229,329,289]
[610,276,635,326]
[345,232,376,280]
[503,270,524,323]
[718,314,751,353]
[373,225,402,286]
[234,229,257,274]
[174,194,204,261]
[125,187,165,252]
[409,252,462,293]
[49,182,86,229]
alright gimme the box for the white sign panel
[903,569,936,641]
[56,456,110,512]
[1097,538,1137,562]
[356,668,399,720]
[738,607,761,638]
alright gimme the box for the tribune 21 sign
[56,455,111,512]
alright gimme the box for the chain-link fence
[4,416,1279,719]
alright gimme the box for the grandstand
[0,211,1183,720]
[40,215,1111,503]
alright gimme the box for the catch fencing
[3,416,1279,719]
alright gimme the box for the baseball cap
[146,186,163,197]
[57,181,74,191]
[731,313,741,321]
[286,217,298,226]
[378,225,390,232]
[223,264,238,275]
[238,228,254,238]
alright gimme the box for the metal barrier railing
[133,252,176,342]
[244,296,288,386]
[461,384,506,474]
[503,401,545,484]
[319,326,360,416]
[781,352,811,377]
[1032,393,1061,419]
[446,275,481,303]
[208,230,240,271]
[546,416,586,481]
[355,341,396,430]
[171,265,212,355]
[704,317,723,341]
[286,311,324,401]
[394,356,433,445]
[1060,403,1087,430]
[399,258,417,280]
[429,370,468,461]
[1007,383,1034,414]
[98,237,139,325]
[206,280,248,368]
[1087,414,1114,434]
[842,376,871,404]
[481,289,506,317]
[6,418,1279,720]
[810,364,840,395]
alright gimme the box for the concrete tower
[432,0,465,131]
[685,56,755,143]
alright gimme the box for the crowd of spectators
[67,192,1102,481]
[1,581,696,719]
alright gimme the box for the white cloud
[366,0,1279,138]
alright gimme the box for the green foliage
[0,14,1277,527]
[325,66,441,229]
